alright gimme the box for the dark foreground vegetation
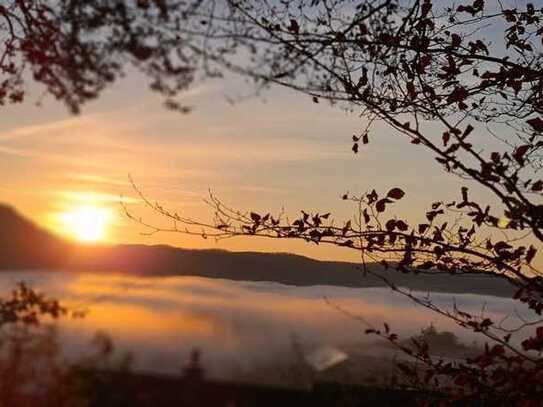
[82,369,440,407]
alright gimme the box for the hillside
[0,204,515,297]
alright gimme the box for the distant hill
[0,204,515,297]
[0,205,72,269]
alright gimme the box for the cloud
[61,173,128,187]
[52,190,139,204]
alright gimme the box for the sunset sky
[0,70,483,261]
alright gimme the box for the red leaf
[442,131,450,146]
[462,124,474,139]
[385,219,396,231]
[513,144,530,165]
[396,220,409,231]
[376,199,387,213]
[363,209,370,223]
[532,180,543,191]
[387,188,405,200]
[288,19,299,34]
[526,245,537,264]
[451,33,461,48]
[527,117,543,132]
[406,81,416,99]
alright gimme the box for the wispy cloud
[51,190,139,204]
[61,173,128,187]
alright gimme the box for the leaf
[312,96,319,103]
[342,220,352,236]
[451,33,461,48]
[462,124,474,139]
[387,188,405,200]
[490,152,500,162]
[367,189,378,204]
[513,144,530,165]
[461,186,469,202]
[376,199,387,213]
[532,180,543,191]
[490,344,504,356]
[406,81,416,99]
[362,133,369,144]
[442,131,450,146]
[339,239,354,247]
[385,219,396,231]
[526,245,537,264]
[527,117,543,132]
[288,19,299,34]
[494,241,512,253]
[395,220,409,231]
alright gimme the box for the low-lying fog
[0,271,530,382]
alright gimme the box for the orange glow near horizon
[59,205,113,243]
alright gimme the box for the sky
[0,69,487,262]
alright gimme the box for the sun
[60,206,112,243]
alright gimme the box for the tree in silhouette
[4,0,543,404]
[0,0,202,113]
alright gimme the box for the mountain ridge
[0,203,515,297]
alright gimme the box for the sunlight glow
[60,205,113,242]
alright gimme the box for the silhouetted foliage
[4,0,543,404]
[0,282,65,327]
[0,0,203,113]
